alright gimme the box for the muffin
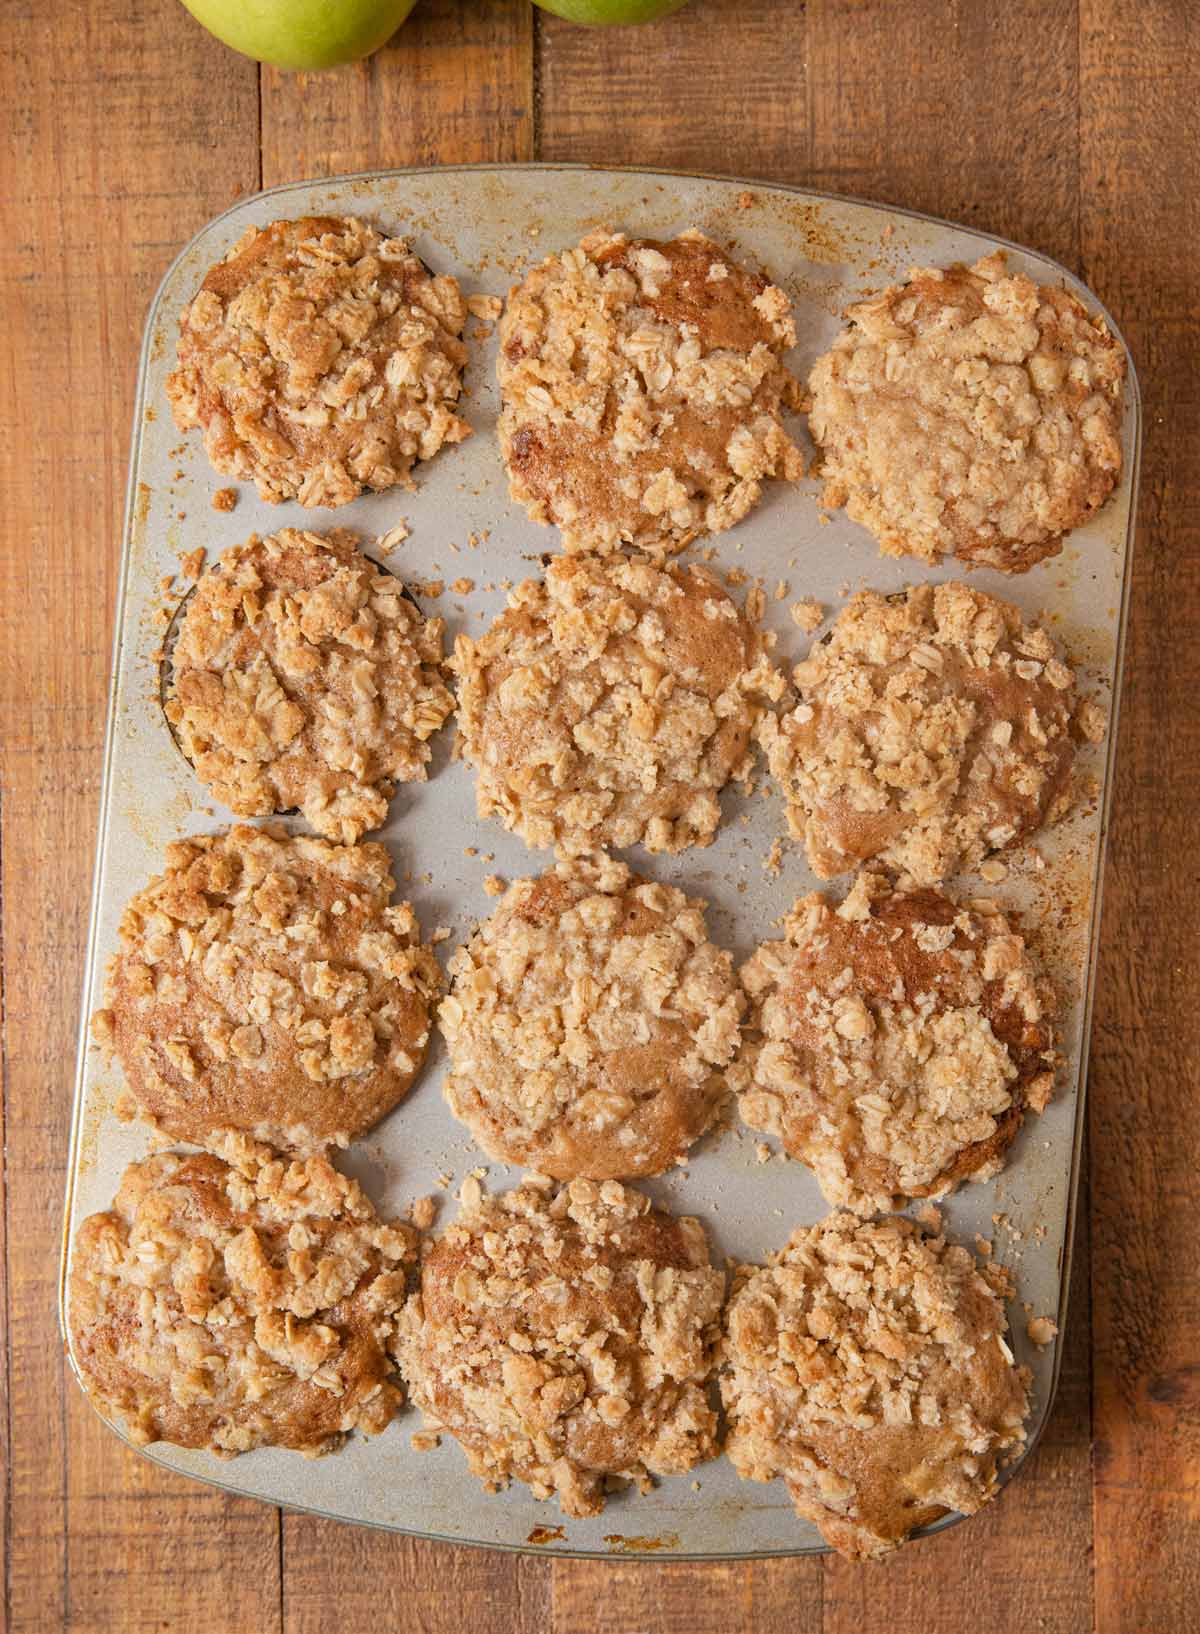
[808,252,1125,570]
[440,854,743,1178]
[452,552,783,856]
[498,228,803,552]
[395,1174,723,1516]
[166,528,453,843]
[166,215,470,506]
[67,1144,417,1456]
[721,1211,1031,1559]
[732,872,1056,1213]
[91,825,441,1151]
[758,581,1106,884]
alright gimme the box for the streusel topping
[395,1176,723,1516]
[498,229,803,553]
[166,216,470,508]
[92,825,441,1151]
[440,854,744,1178]
[808,252,1125,571]
[732,873,1056,1213]
[452,552,784,856]
[721,1211,1030,1559]
[68,1145,417,1456]
[167,528,453,844]
[758,581,1105,884]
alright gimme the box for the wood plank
[800,1,1094,1623]
[536,0,810,183]
[259,0,535,183]
[548,1556,822,1634]
[0,1,277,1630]
[1080,3,1200,1630]
[257,9,542,1630]
[806,0,1081,267]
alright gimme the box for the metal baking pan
[60,164,1139,1560]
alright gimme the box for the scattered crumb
[745,586,766,621]
[430,926,453,945]
[773,579,789,601]
[736,191,756,209]
[725,566,748,587]
[755,1143,772,1165]
[761,836,784,876]
[377,519,410,552]
[178,546,206,579]
[435,1172,453,1189]
[409,1195,438,1231]
[789,597,824,633]
[418,579,445,598]
[211,487,238,513]
[974,1235,994,1258]
[450,577,475,595]
[466,293,502,322]
[464,846,478,857]
[483,874,506,897]
[411,1431,441,1453]
[1027,1316,1058,1348]
[158,575,174,593]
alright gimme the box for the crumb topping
[498,229,803,553]
[732,873,1056,1212]
[721,1211,1030,1559]
[167,528,453,843]
[758,581,1105,884]
[395,1176,723,1515]
[440,854,744,1179]
[452,552,784,856]
[166,216,470,508]
[92,825,441,1151]
[68,1145,417,1456]
[808,252,1126,571]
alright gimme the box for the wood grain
[4,0,1199,1628]
[1080,3,1200,1631]
[0,2,276,1631]
[260,0,535,183]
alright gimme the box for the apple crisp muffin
[721,1211,1030,1560]
[808,252,1125,571]
[67,1144,417,1456]
[452,552,784,856]
[497,229,803,553]
[395,1175,723,1516]
[166,216,470,507]
[91,825,441,1151]
[758,581,1106,885]
[166,528,453,844]
[732,872,1056,1213]
[439,854,743,1178]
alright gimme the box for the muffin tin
[60,165,1139,1559]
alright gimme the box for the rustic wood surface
[2,0,1196,1629]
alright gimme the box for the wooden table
[3,2,1197,1628]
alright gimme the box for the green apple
[178,0,418,70]
[531,0,692,24]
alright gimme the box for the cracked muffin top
[166,215,470,507]
[92,825,441,1152]
[732,872,1056,1214]
[166,528,453,843]
[498,228,803,553]
[758,580,1105,885]
[721,1210,1030,1560]
[440,853,743,1179]
[452,551,783,856]
[395,1174,723,1516]
[68,1143,417,1457]
[808,252,1125,571]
